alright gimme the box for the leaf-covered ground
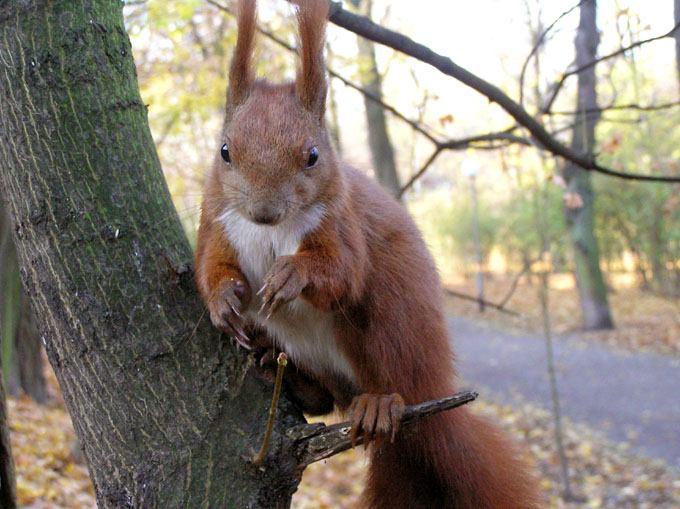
[9,394,93,508]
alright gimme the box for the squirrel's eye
[220,143,231,164]
[306,146,319,168]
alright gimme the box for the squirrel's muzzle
[249,205,282,225]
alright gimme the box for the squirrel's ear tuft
[294,0,329,120]
[227,0,257,109]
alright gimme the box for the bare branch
[547,100,680,116]
[288,390,478,468]
[439,132,532,151]
[519,1,583,107]
[398,146,442,198]
[541,21,680,114]
[326,67,438,144]
[444,288,520,316]
[498,258,540,309]
[398,131,532,198]
[327,4,680,183]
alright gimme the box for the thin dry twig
[497,257,540,309]
[547,100,680,116]
[398,146,443,198]
[253,352,288,465]
[443,288,520,316]
[288,390,478,468]
[518,0,583,107]
[541,21,680,115]
[398,131,531,197]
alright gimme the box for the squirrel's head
[212,0,336,227]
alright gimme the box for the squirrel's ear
[227,0,257,109]
[294,0,329,120]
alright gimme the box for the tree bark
[350,0,400,197]
[0,1,305,507]
[563,0,614,330]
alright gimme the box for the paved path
[448,316,680,468]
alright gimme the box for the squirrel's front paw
[208,278,252,349]
[349,393,405,447]
[258,256,308,319]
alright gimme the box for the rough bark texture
[351,0,400,197]
[563,0,614,330]
[0,1,304,507]
[1,199,47,404]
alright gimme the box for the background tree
[348,0,400,196]
[562,0,614,329]
[8,289,46,403]
[1,200,47,404]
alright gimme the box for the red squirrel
[195,0,543,506]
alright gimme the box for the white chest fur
[217,207,357,384]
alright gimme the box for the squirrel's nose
[250,209,281,225]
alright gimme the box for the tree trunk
[351,0,400,197]
[0,200,19,394]
[611,212,650,289]
[648,220,672,295]
[1,199,47,404]
[13,288,47,403]
[325,43,343,155]
[563,0,614,330]
[0,2,304,507]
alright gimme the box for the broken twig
[253,352,288,465]
[289,390,478,468]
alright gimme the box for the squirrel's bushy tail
[365,408,543,508]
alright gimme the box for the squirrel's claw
[349,393,405,448]
[259,256,307,319]
[208,279,252,350]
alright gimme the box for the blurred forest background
[1,0,680,507]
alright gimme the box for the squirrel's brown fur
[195,1,543,506]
